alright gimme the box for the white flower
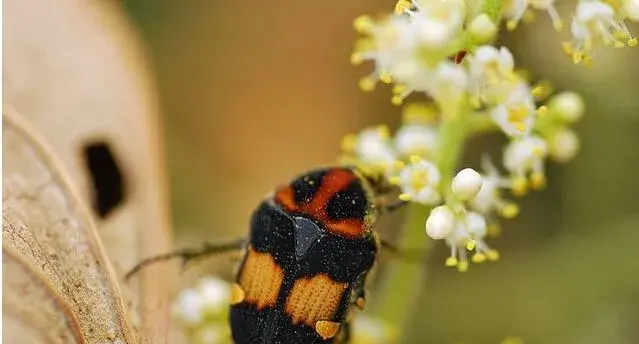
[353,0,468,104]
[173,277,230,325]
[195,326,225,344]
[567,0,637,63]
[394,124,438,157]
[625,0,639,21]
[462,212,499,264]
[441,211,499,271]
[174,289,206,325]
[351,316,397,344]
[490,81,537,137]
[430,62,469,112]
[469,46,516,105]
[392,156,441,205]
[390,61,468,107]
[503,135,548,194]
[465,211,488,238]
[451,168,483,200]
[383,56,430,96]
[549,128,580,162]
[352,15,416,90]
[504,0,563,30]
[406,0,466,50]
[470,46,515,86]
[389,54,469,108]
[471,157,520,218]
[198,277,231,310]
[425,205,456,239]
[343,126,397,170]
[548,91,585,123]
[173,277,232,343]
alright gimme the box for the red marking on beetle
[275,168,366,238]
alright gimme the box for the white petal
[465,212,487,237]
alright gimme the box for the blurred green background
[123,1,639,343]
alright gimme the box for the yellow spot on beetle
[231,283,245,305]
[315,320,341,340]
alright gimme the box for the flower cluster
[354,0,638,72]
[562,0,638,65]
[502,0,638,65]
[173,277,233,344]
[345,0,586,271]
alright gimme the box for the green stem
[436,103,470,187]
[372,99,470,342]
[371,203,430,337]
[468,113,498,136]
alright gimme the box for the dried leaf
[2,109,137,343]
[3,248,83,344]
[3,0,175,340]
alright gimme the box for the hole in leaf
[83,141,126,218]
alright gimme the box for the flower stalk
[371,203,431,338]
[372,91,471,343]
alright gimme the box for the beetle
[127,165,404,343]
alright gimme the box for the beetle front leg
[124,238,247,280]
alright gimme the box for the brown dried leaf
[3,0,175,340]
[3,247,83,344]
[2,109,137,343]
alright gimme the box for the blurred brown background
[123,1,639,343]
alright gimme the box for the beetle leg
[124,238,247,281]
[352,273,369,311]
[337,320,352,343]
[380,238,398,253]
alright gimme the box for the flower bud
[452,168,483,200]
[469,14,497,43]
[549,128,580,162]
[548,91,584,123]
[425,205,455,239]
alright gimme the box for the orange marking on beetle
[274,185,298,212]
[275,168,368,238]
[284,273,348,327]
[324,218,365,239]
[238,246,284,310]
[315,320,341,340]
